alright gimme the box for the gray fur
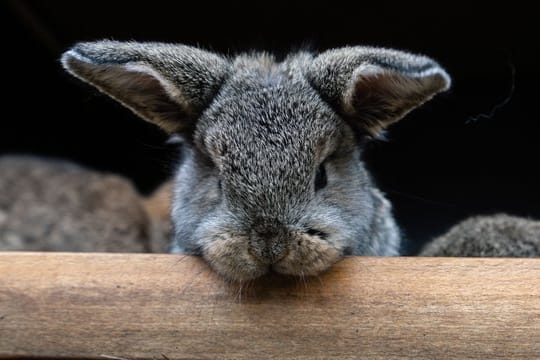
[62,41,230,133]
[62,41,450,281]
[0,156,170,252]
[307,47,451,135]
[420,214,540,257]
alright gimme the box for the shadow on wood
[1,252,540,359]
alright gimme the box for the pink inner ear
[62,53,189,133]
[100,64,190,132]
[343,65,450,136]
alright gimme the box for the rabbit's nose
[249,226,289,264]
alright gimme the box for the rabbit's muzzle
[248,222,290,264]
[202,223,342,282]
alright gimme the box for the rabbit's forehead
[195,83,347,216]
[198,84,342,165]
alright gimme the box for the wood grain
[1,252,539,359]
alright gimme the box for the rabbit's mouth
[270,233,342,277]
[202,230,343,282]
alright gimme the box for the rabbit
[143,180,174,253]
[0,155,171,252]
[61,41,451,281]
[420,214,540,257]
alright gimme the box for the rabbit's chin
[202,232,343,283]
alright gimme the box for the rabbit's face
[62,42,449,282]
[172,74,384,281]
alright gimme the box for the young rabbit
[62,41,450,281]
[143,180,174,253]
[420,214,540,257]
[0,155,171,252]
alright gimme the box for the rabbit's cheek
[272,234,342,276]
[202,233,268,282]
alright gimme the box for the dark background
[1,1,538,254]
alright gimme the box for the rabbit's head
[62,42,450,281]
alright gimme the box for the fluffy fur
[0,156,170,252]
[62,41,450,281]
[420,214,540,257]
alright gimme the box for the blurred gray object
[0,156,171,252]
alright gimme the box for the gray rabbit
[0,155,170,252]
[420,214,540,257]
[61,41,450,281]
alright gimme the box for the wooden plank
[1,253,539,359]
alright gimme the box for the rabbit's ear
[62,41,230,133]
[307,47,450,136]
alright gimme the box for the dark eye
[314,164,327,191]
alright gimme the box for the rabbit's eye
[315,164,327,191]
